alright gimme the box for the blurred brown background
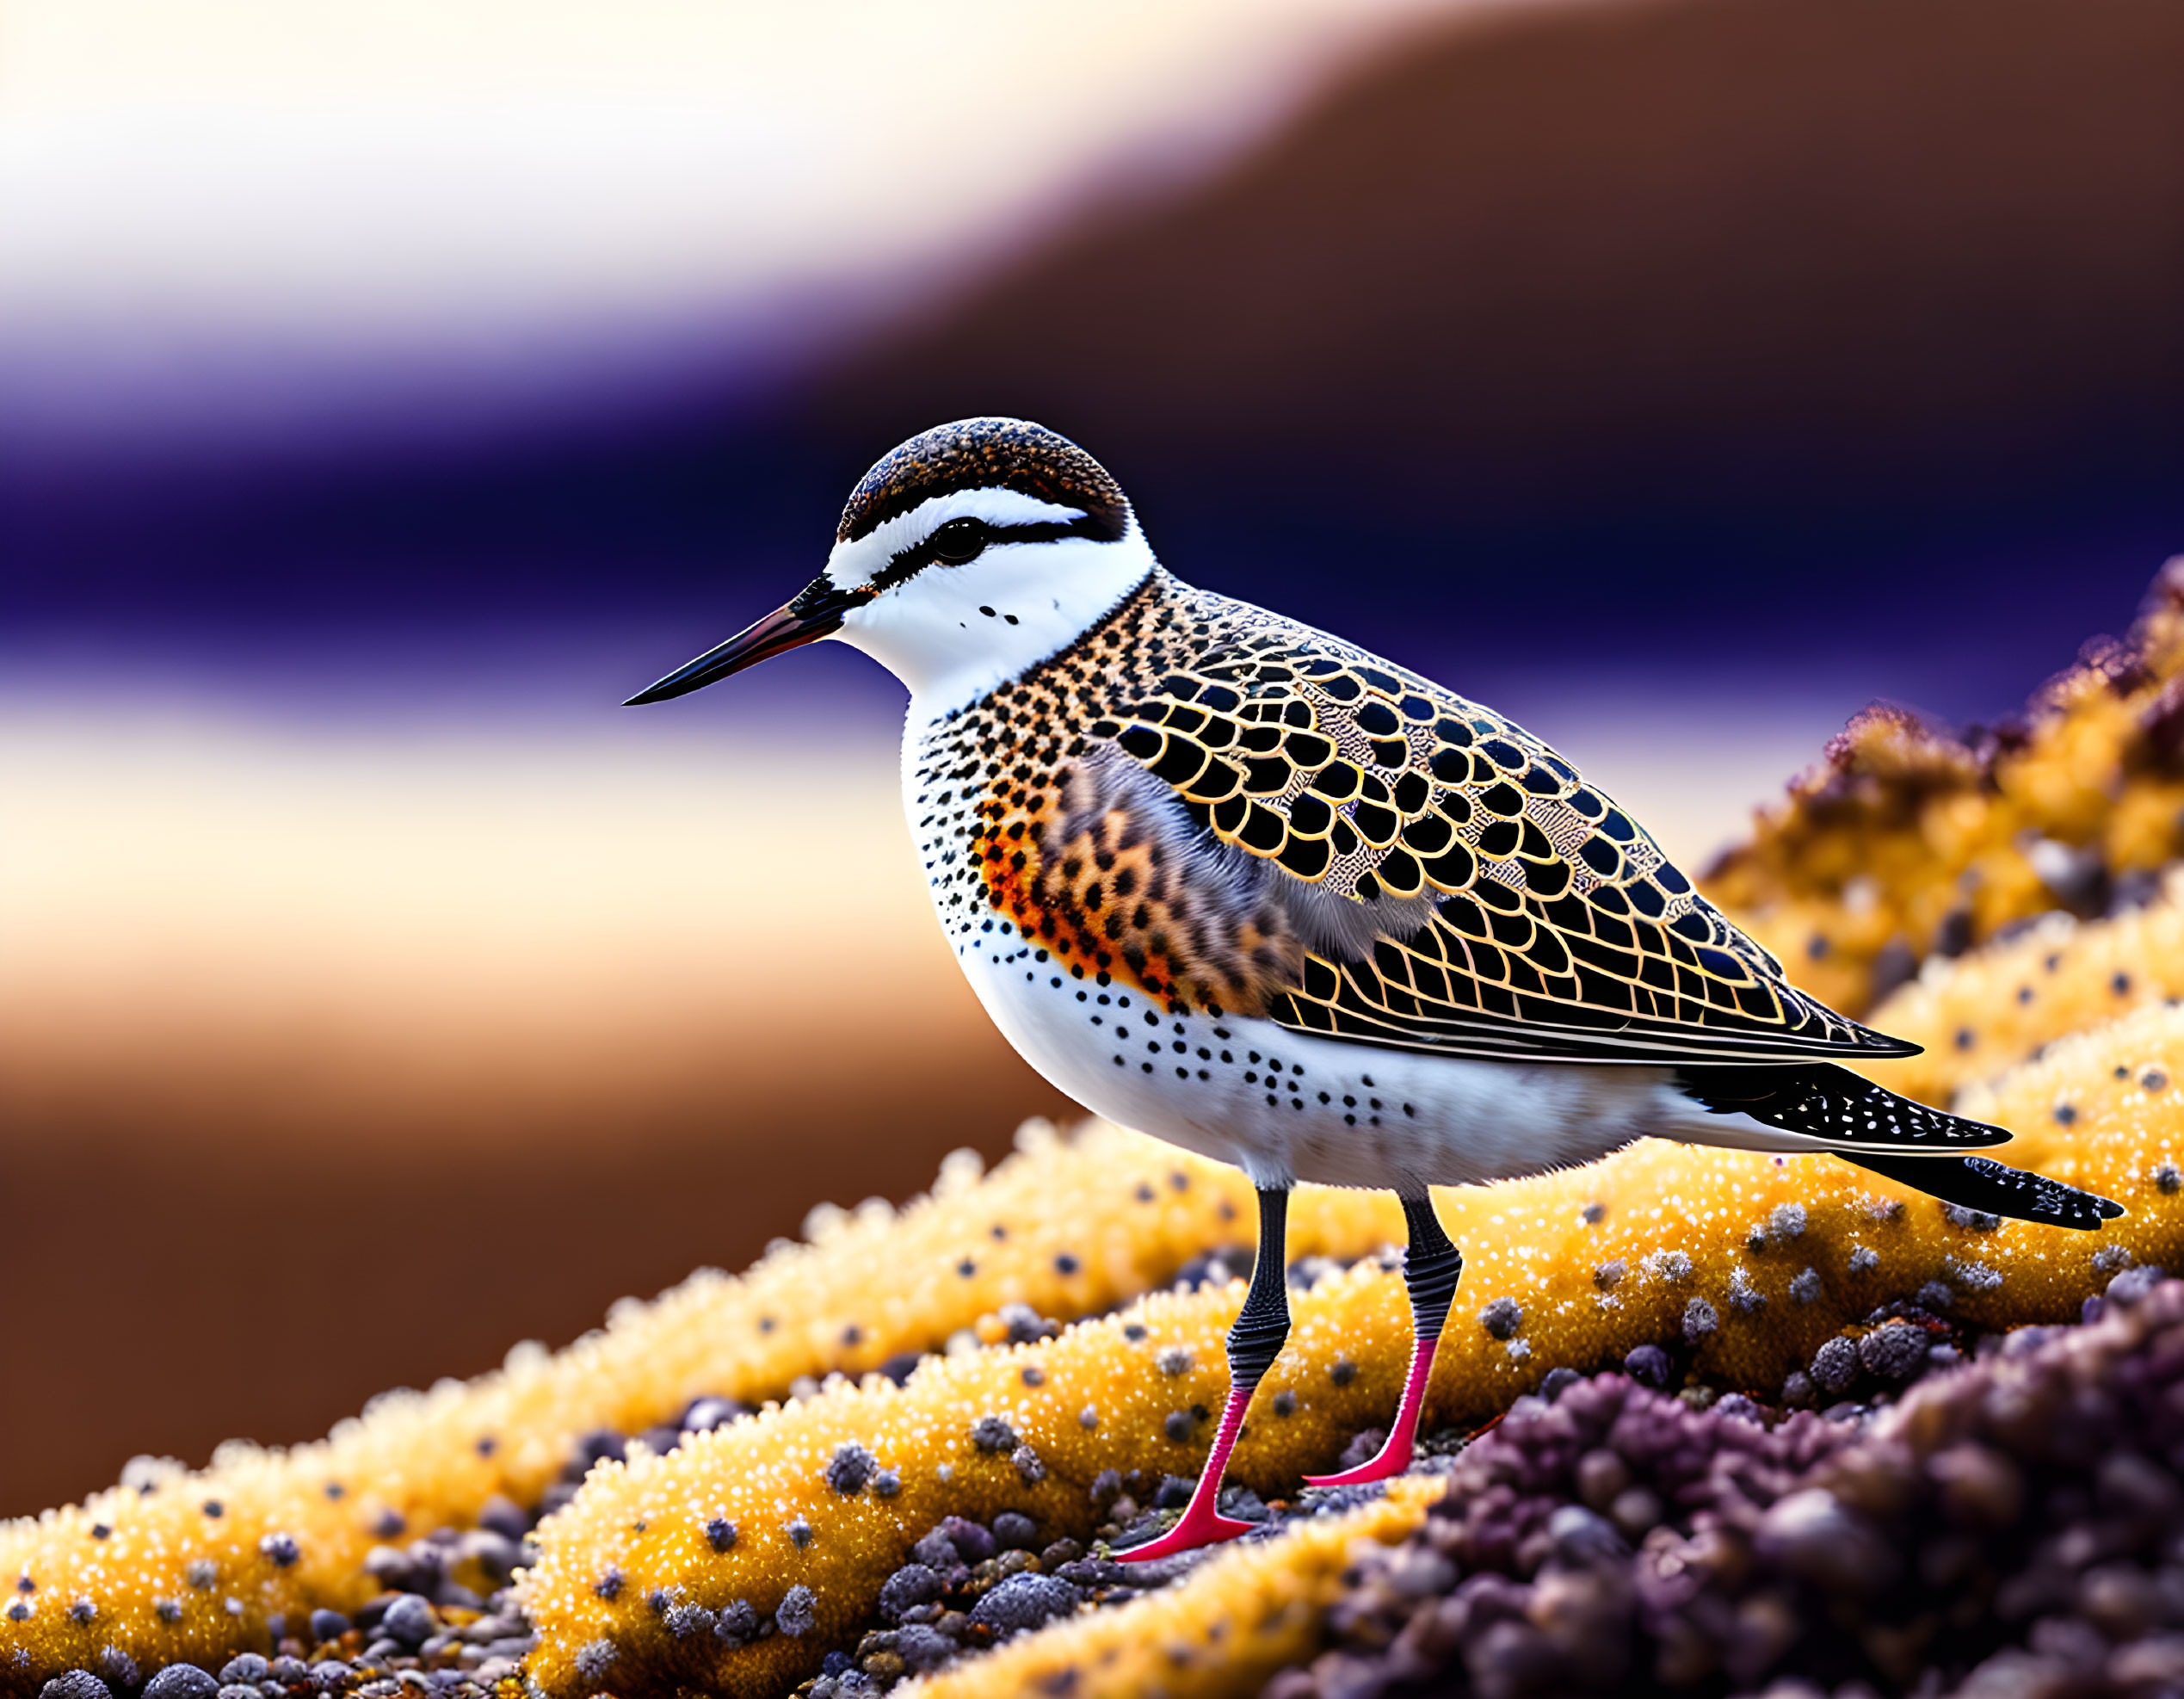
[4,0,2181,1516]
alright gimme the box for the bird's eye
[929,518,988,565]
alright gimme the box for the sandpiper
[628,417,2122,1560]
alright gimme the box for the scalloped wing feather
[1075,583,1915,1065]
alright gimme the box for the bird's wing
[1082,595,1913,1066]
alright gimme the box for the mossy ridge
[1706,560,2184,1016]
[518,1270,1434,1699]
[0,1125,1404,1699]
[903,1478,1444,1699]
[522,1012,2184,1696]
[1858,869,2184,1108]
[10,985,2182,1697]
[1959,1000,2184,1203]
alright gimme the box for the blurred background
[3,0,2181,1517]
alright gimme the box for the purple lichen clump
[1267,1273,2184,1698]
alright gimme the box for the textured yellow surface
[520,1010,2184,1696]
[1707,568,2184,1015]
[1957,1002,2184,1198]
[519,1274,1443,1697]
[0,1126,1399,1693]
[1861,872,2184,1106]
[11,1031,2182,1696]
[907,1477,1445,1699]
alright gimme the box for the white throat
[829,507,1156,717]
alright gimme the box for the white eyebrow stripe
[826,487,1088,587]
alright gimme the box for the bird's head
[626,417,1155,711]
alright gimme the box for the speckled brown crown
[836,418,1130,544]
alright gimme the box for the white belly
[944,909,1675,1194]
[898,720,1792,1195]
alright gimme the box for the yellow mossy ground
[1706,563,2184,1016]
[0,1128,1403,1695]
[520,1277,1442,1698]
[1959,1001,2184,1201]
[9,1022,2180,1698]
[1858,871,2184,1106]
[520,1009,2184,1696]
[904,1478,1446,1699]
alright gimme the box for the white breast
[909,762,1676,1191]
[898,705,1809,1195]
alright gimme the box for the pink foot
[1112,1494,1259,1561]
[1115,1385,1258,1563]
[1305,1331,1441,1488]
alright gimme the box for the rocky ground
[28,1265,2184,1699]
[1275,1265,2184,1699]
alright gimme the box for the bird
[626,417,2123,1562]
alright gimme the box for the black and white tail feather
[1676,1063,2125,1231]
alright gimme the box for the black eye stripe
[867,512,1118,593]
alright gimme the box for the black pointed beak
[623,580,870,706]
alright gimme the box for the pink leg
[1114,1382,1262,1561]
[1304,1330,1441,1487]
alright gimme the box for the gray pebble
[1547,1504,1627,1564]
[1811,1336,1860,1394]
[1478,1297,1524,1339]
[474,1497,529,1543]
[775,1585,817,1639]
[571,1640,616,1681]
[891,1623,957,1672]
[713,1601,758,1646]
[909,1529,958,1570]
[824,1443,876,1495]
[681,1396,748,1432]
[1859,1324,1928,1381]
[144,1667,218,1699]
[40,1673,111,1699]
[877,1564,943,1624]
[967,1572,1083,1636]
[969,1416,1019,1453]
[308,1610,351,1644]
[257,1533,300,1568]
[218,1658,268,1686]
[940,1517,996,1563]
[378,1596,435,1651]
